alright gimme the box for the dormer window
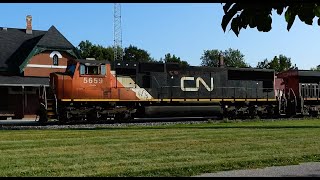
[53,54,58,66]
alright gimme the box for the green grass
[1,119,320,176]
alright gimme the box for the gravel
[0,120,211,130]
[0,116,315,130]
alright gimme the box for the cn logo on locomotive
[180,77,214,92]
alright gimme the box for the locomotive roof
[187,65,275,72]
[298,70,320,77]
[75,59,110,65]
[277,69,320,78]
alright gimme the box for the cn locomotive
[36,57,320,123]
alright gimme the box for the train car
[277,69,320,117]
[38,58,278,123]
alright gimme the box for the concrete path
[195,162,320,177]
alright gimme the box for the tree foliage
[160,53,189,67]
[221,3,320,36]
[123,45,153,62]
[77,40,114,61]
[200,48,249,68]
[256,54,296,72]
[310,65,320,71]
[77,41,156,63]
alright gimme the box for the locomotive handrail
[43,85,47,109]
[152,76,160,88]
[289,88,297,114]
[158,86,274,90]
[156,86,274,100]
[51,86,58,117]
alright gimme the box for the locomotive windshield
[66,64,76,75]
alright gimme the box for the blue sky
[0,3,319,69]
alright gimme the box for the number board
[83,77,103,84]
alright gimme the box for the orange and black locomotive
[37,58,320,123]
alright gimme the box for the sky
[0,3,320,70]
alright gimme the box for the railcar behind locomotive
[277,70,320,117]
[37,57,282,123]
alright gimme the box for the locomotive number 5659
[83,77,103,84]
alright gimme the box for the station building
[0,15,80,119]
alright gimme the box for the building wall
[24,50,74,77]
[21,50,75,118]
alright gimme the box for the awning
[0,76,49,87]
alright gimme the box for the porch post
[22,86,25,118]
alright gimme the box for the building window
[53,54,58,66]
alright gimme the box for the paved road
[195,162,320,177]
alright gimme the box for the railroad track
[0,116,314,130]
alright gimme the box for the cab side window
[80,64,85,75]
[101,65,106,75]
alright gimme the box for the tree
[200,49,221,67]
[200,48,249,68]
[310,65,320,71]
[221,3,320,36]
[256,54,296,72]
[77,40,114,61]
[224,48,249,68]
[161,53,189,67]
[123,45,152,62]
[78,41,156,63]
[77,40,93,58]
[256,58,270,69]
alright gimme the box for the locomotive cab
[50,59,111,100]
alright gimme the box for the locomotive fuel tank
[141,105,222,118]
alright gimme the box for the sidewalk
[195,162,320,177]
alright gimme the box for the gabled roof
[36,26,74,49]
[0,27,46,68]
[0,25,78,73]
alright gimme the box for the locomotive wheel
[227,109,237,120]
[266,106,276,119]
[38,106,48,124]
[114,112,132,123]
[249,106,259,119]
[114,113,124,123]
[58,110,71,124]
[87,110,98,123]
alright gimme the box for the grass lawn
[1,119,320,176]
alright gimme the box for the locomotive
[37,57,320,123]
